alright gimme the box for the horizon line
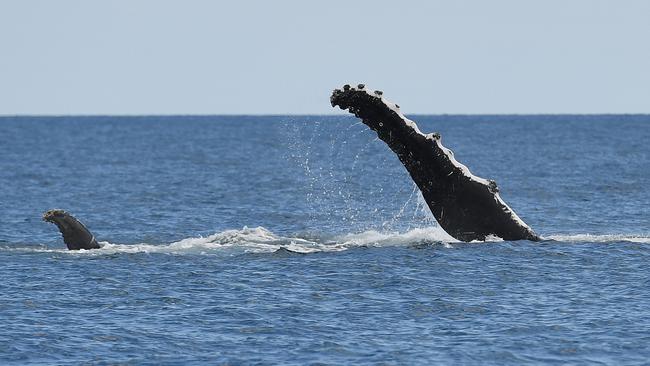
[2,112,650,118]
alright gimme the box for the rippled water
[1,115,649,364]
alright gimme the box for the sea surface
[1,115,649,365]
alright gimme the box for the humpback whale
[43,209,101,250]
[330,84,539,242]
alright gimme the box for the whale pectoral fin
[331,85,539,242]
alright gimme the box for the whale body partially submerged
[43,209,100,250]
[331,84,539,242]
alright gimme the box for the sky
[1,0,649,115]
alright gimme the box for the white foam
[6,230,649,256]
[334,226,458,248]
[480,234,505,243]
[546,234,650,244]
[98,226,325,255]
[4,226,460,256]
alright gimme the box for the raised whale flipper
[330,84,539,242]
[42,209,101,250]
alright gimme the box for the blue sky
[1,0,649,114]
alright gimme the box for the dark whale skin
[331,84,539,242]
[43,209,101,250]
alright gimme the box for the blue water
[1,115,649,364]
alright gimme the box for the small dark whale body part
[330,85,539,242]
[43,209,101,250]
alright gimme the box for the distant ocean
[1,115,649,364]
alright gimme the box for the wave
[4,229,649,256]
[545,234,650,244]
[2,226,457,255]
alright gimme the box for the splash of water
[3,226,458,255]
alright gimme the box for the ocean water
[1,115,649,365]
